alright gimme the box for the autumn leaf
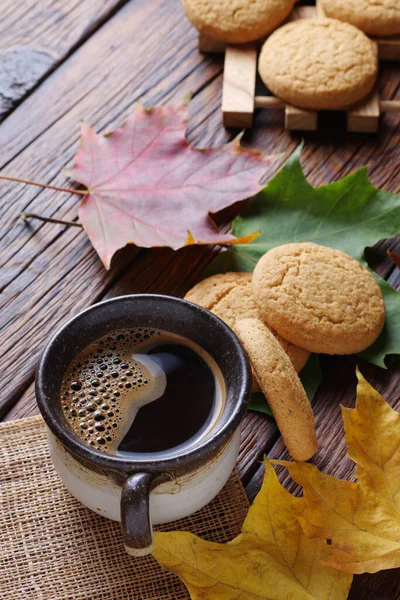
[66,102,272,268]
[199,145,400,415]
[275,370,400,575]
[153,461,352,600]
[205,146,400,371]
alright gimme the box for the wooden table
[1,1,399,598]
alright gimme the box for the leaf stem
[20,212,83,228]
[0,174,88,196]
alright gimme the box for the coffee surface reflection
[61,328,225,455]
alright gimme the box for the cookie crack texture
[258,18,378,110]
[252,242,385,355]
[234,318,317,462]
[185,272,252,313]
[182,0,296,43]
[320,0,400,36]
[212,282,249,314]
[184,272,310,374]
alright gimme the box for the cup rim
[36,294,252,473]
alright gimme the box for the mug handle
[121,472,160,557]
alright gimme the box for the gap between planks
[0,0,133,122]
[0,0,232,415]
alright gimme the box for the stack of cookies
[185,242,385,462]
[182,0,400,112]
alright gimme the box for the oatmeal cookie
[252,242,385,354]
[258,18,378,110]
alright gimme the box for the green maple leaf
[206,147,400,413]
[232,147,400,265]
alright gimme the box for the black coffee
[60,328,224,455]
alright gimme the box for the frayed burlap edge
[0,416,249,600]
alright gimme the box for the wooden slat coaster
[200,1,400,130]
[222,45,257,128]
[377,35,400,61]
[347,88,380,133]
[287,5,317,21]
[285,105,318,131]
[255,94,400,133]
[0,416,249,600]
[198,34,226,54]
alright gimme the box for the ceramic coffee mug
[36,294,251,556]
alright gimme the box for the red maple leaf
[67,102,272,268]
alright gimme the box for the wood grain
[347,89,380,133]
[0,0,128,120]
[0,2,399,417]
[0,43,395,422]
[0,0,225,414]
[1,2,400,597]
[222,45,256,128]
[284,104,318,131]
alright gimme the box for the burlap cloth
[0,416,249,600]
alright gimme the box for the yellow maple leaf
[152,461,352,599]
[275,370,400,575]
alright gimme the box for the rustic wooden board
[0,41,399,418]
[0,0,225,415]
[0,0,128,120]
[0,7,399,417]
[0,2,400,597]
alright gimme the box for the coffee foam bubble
[61,328,165,453]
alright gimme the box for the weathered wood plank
[1,0,399,478]
[0,0,227,413]
[348,571,400,600]
[1,67,399,414]
[237,412,277,484]
[0,0,128,120]
[1,2,400,599]
[0,4,223,171]
[3,382,37,422]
